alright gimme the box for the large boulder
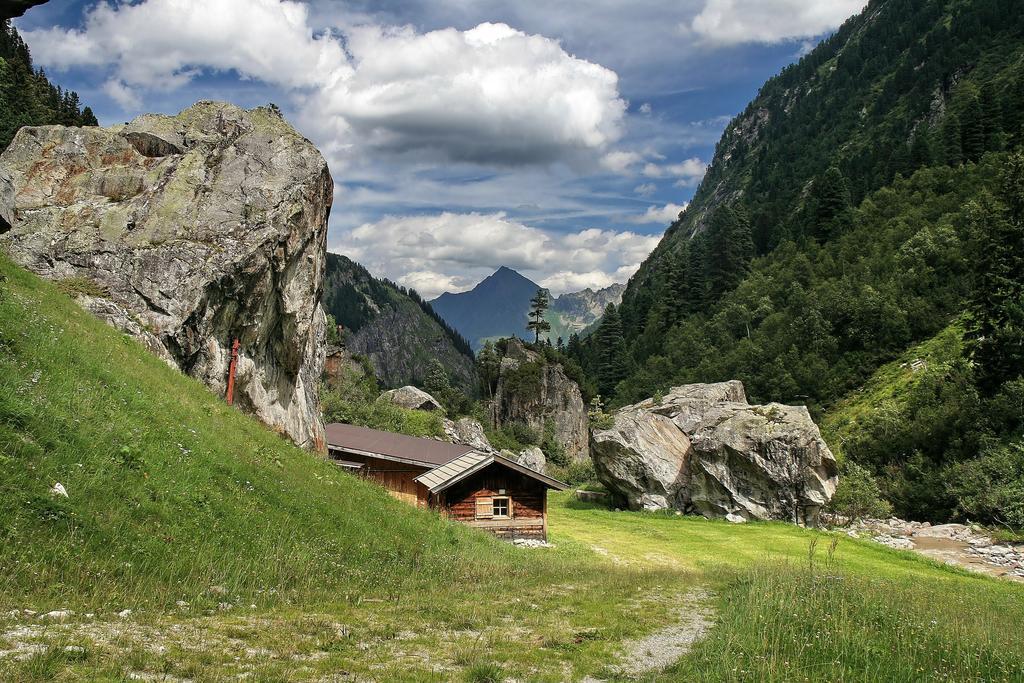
[591,409,692,511]
[687,402,838,524]
[490,338,589,463]
[0,101,332,450]
[591,382,839,524]
[516,446,546,474]
[381,386,444,412]
[443,416,496,453]
[635,380,748,434]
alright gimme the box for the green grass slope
[0,254,503,609]
[822,323,965,460]
[2,255,1023,681]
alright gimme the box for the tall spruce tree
[965,152,1024,396]
[476,340,500,399]
[812,166,853,240]
[526,288,552,343]
[942,113,963,166]
[595,303,629,397]
[960,91,986,162]
[707,205,754,298]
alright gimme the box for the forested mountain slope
[0,19,96,152]
[322,252,478,393]
[570,0,1024,523]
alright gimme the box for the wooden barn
[325,423,567,540]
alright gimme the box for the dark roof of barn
[325,423,475,467]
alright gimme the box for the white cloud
[102,79,141,109]
[634,182,657,197]
[600,150,644,174]
[629,202,688,224]
[333,212,661,298]
[689,0,866,45]
[639,102,652,114]
[25,1,626,167]
[641,157,707,186]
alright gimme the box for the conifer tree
[942,113,963,166]
[960,92,986,162]
[595,303,629,397]
[910,127,932,168]
[812,166,853,240]
[965,152,1024,396]
[526,288,551,343]
[707,205,754,298]
[476,341,500,398]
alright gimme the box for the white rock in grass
[50,482,68,498]
[725,513,746,524]
[40,610,73,621]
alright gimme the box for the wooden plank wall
[330,451,430,508]
[442,468,548,539]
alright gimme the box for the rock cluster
[591,381,839,524]
[0,102,332,449]
[490,338,589,463]
[847,518,1024,579]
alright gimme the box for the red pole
[226,338,239,405]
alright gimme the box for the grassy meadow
[2,256,1023,681]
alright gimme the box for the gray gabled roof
[325,423,474,468]
[415,452,569,494]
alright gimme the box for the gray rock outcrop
[381,386,444,412]
[591,381,839,524]
[591,409,692,511]
[0,101,332,450]
[490,338,589,463]
[516,446,546,474]
[443,416,497,453]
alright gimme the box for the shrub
[548,459,598,487]
[946,440,1024,528]
[55,276,110,299]
[827,461,893,522]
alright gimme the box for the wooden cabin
[325,423,567,540]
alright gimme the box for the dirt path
[613,588,713,675]
[583,587,714,682]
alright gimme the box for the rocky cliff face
[548,283,624,339]
[592,381,838,524]
[0,101,332,450]
[323,253,478,394]
[490,338,588,463]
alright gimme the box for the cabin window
[492,496,510,518]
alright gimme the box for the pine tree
[476,341,500,399]
[811,166,853,240]
[526,288,551,343]
[965,152,1024,396]
[0,20,97,151]
[979,83,1003,152]
[688,237,709,308]
[707,205,754,297]
[960,92,986,162]
[910,127,933,168]
[595,303,629,397]
[424,360,451,395]
[942,112,963,166]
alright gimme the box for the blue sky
[14,0,865,297]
